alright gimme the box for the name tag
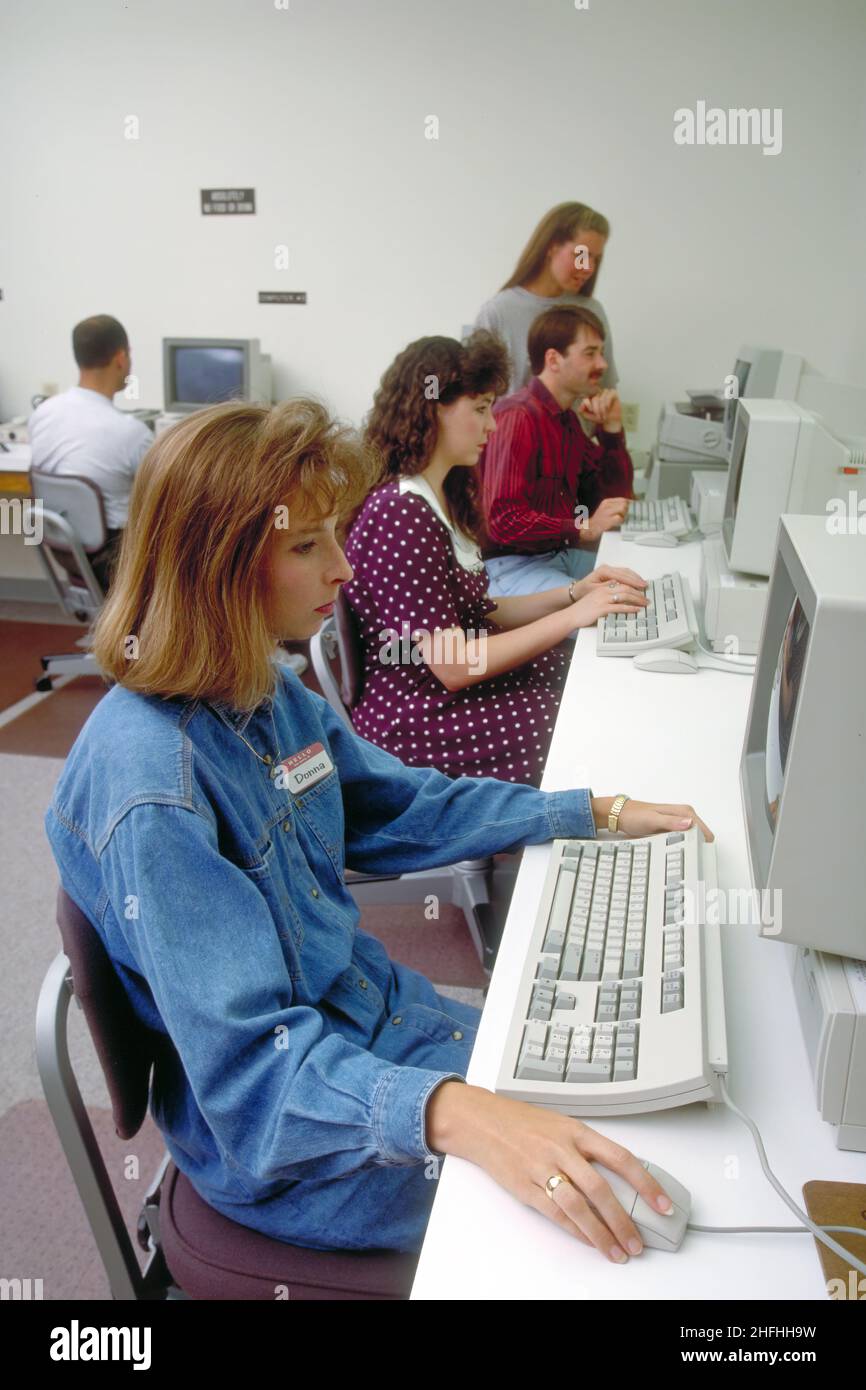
[276,742,335,794]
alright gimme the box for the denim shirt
[45,665,596,1235]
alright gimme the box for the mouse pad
[802,1181,866,1297]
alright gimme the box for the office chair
[309,592,510,970]
[28,468,106,690]
[35,888,419,1301]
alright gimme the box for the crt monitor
[724,345,807,443]
[163,338,272,412]
[721,398,865,577]
[740,513,866,958]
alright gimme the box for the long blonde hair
[501,201,610,299]
[92,399,378,709]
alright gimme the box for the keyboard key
[566,1060,613,1083]
[517,1055,566,1081]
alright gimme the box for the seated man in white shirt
[29,314,153,590]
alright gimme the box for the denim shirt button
[282,819,292,831]
[311,887,319,898]
[392,1016,402,1025]
[358,978,368,989]
[452,1030,464,1041]
[263,754,273,765]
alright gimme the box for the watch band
[608,794,630,833]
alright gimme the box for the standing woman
[342,332,645,786]
[475,202,617,396]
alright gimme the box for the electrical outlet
[621,402,640,434]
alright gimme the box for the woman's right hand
[591,797,714,842]
[567,582,647,631]
[426,1083,676,1262]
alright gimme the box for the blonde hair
[92,399,378,709]
[501,201,610,298]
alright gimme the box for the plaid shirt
[478,376,634,557]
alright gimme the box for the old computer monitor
[727,345,808,431]
[723,345,808,445]
[740,514,866,958]
[163,338,272,412]
[721,399,864,576]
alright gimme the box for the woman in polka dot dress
[343,332,647,786]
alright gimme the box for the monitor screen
[734,357,751,398]
[172,346,245,404]
[764,596,810,827]
[725,358,753,439]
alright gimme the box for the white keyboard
[495,828,728,1115]
[597,571,698,656]
[621,495,693,540]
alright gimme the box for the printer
[657,392,728,464]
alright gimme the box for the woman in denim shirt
[45,400,711,1263]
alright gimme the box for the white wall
[2,0,865,448]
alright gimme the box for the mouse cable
[686,1076,866,1276]
[693,638,756,673]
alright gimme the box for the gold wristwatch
[608,794,630,833]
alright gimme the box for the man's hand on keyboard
[426,1084,675,1263]
[591,798,714,842]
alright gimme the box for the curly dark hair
[362,330,511,539]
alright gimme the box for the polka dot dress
[342,483,569,787]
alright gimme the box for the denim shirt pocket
[289,769,346,882]
[243,816,306,957]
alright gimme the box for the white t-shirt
[474,287,618,396]
[28,387,153,529]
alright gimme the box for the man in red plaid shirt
[479,304,634,595]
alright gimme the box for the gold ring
[608,581,616,590]
[545,1173,573,1200]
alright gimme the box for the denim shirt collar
[206,692,275,737]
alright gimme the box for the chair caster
[36,676,53,692]
[74,610,89,622]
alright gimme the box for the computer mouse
[633,649,699,674]
[633,532,679,547]
[593,1159,692,1252]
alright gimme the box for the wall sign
[258,291,307,304]
[201,188,256,214]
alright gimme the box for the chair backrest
[55,887,161,1140]
[29,468,108,551]
[309,592,365,730]
[334,590,364,708]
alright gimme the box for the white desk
[412,533,865,1300]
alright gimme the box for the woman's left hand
[572,565,648,603]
